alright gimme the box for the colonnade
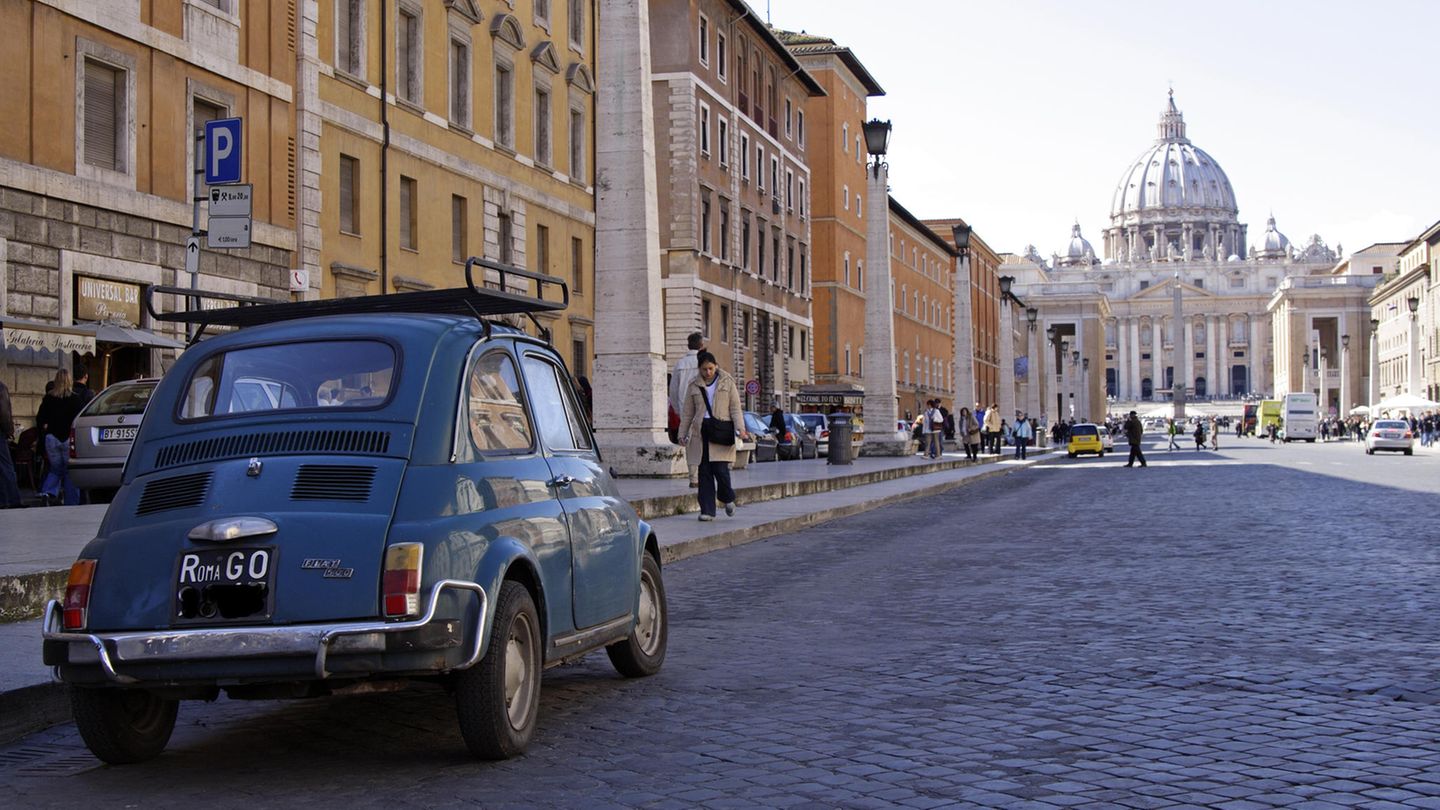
[1107,313,1262,400]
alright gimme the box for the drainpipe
[379,0,390,293]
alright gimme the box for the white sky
[765,0,1440,260]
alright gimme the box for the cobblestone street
[6,437,1440,808]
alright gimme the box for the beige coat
[679,370,745,465]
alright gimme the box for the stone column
[1130,318,1141,399]
[1340,334,1351,418]
[952,253,976,412]
[591,0,686,476]
[998,300,1016,424]
[1116,318,1128,400]
[1249,316,1263,397]
[1182,319,1194,392]
[1151,319,1162,397]
[1206,316,1219,397]
[1369,327,1380,408]
[1026,322,1041,422]
[1410,311,1422,397]
[861,162,905,455]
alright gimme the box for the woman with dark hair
[36,368,83,505]
[678,352,750,521]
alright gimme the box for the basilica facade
[1006,93,1341,419]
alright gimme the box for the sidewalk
[0,445,1054,743]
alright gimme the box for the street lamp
[1026,307,1038,330]
[1341,334,1351,418]
[1408,296,1422,396]
[862,119,891,179]
[1045,325,1056,345]
[1370,317,1380,410]
[999,275,1014,298]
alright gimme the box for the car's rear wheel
[1067,452,1076,458]
[70,686,178,764]
[1366,447,1374,455]
[455,580,542,760]
[607,553,668,678]
[1405,448,1414,456]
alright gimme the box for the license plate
[175,547,274,622]
[100,427,138,441]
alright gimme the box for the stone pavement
[0,444,1053,744]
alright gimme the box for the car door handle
[548,475,575,488]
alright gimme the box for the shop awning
[92,322,188,350]
[1,318,97,354]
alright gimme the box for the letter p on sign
[204,118,243,185]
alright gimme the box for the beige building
[303,0,599,378]
[648,0,823,412]
[1,0,296,424]
[1369,223,1437,403]
[888,200,955,417]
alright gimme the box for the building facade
[779,30,881,404]
[302,0,598,378]
[1369,224,1436,402]
[1,0,295,423]
[649,0,822,412]
[1013,93,1340,417]
[888,199,955,417]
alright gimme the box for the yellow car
[1067,423,1105,458]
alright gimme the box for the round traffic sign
[745,379,760,396]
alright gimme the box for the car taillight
[69,428,77,459]
[785,431,794,442]
[1405,431,1413,439]
[63,559,97,630]
[382,543,423,618]
[821,430,829,438]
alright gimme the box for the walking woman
[36,369,83,505]
[679,352,750,521]
[957,407,981,461]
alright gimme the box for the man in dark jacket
[1123,410,1147,468]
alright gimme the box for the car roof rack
[146,257,568,344]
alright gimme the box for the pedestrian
[1123,410,1147,468]
[1166,418,1179,451]
[1012,412,1032,460]
[678,351,749,522]
[1193,421,1206,450]
[1210,418,1220,450]
[983,403,1001,454]
[921,399,943,459]
[73,368,95,408]
[0,378,22,508]
[668,332,706,486]
[36,369,83,505]
[957,407,980,461]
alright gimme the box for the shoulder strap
[701,380,715,418]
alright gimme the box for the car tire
[1067,452,1076,459]
[70,686,178,765]
[607,553,668,678]
[1405,448,1413,456]
[1366,447,1374,455]
[455,580,542,760]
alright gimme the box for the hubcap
[502,612,537,730]
[635,571,662,657]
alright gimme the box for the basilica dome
[1055,223,1098,267]
[1110,93,1237,222]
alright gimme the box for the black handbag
[700,384,735,446]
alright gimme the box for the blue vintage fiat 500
[43,261,667,763]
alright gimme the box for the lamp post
[1026,307,1040,424]
[1171,273,1186,420]
[1082,357,1091,421]
[1046,325,1058,423]
[1369,317,1380,410]
[1071,349,1080,419]
[1300,347,1308,396]
[997,276,1017,425]
[951,224,977,415]
[1340,334,1350,419]
[1319,349,1329,419]
[860,119,905,455]
[1408,295,1421,397]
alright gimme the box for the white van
[1281,392,1318,442]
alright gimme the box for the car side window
[462,350,534,458]
[520,353,593,452]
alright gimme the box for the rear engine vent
[137,472,213,516]
[291,465,377,502]
[155,430,392,469]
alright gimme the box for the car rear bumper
[43,579,486,684]
[1369,438,1414,451]
[69,460,125,490]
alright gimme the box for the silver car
[69,378,159,492]
[1365,419,1414,455]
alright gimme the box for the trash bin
[828,414,854,465]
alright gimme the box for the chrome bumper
[43,579,487,684]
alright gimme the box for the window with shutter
[452,195,467,263]
[494,64,513,147]
[450,39,470,126]
[569,107,584,180]
[84,60,121,172]
[534,85,551,166]
[400,176,417,250]
[571,236,584,293]
[339,154,359,234]
[397,10,419,103]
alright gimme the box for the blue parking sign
[204,118,243,185]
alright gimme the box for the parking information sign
[208,216,251,249]
[203,118,243,185]
[209,184,252,217]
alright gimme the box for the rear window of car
[82,382,156,417]
[1070,425,1099,437]
[180,340,396,420]
[1375,421,1408,429]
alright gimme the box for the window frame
[534,80,553,166]
[454,345,537,461]
[339,153,361,236]
[494,59,515,148]
[334,0,366,79]
[698,13,710,66]
[399,175,418,251]
[396,2,423,106]
[449,33,472,129]
[520,350,595,454]
[75,41,137,186]
[452,194,468,264]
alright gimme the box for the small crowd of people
[0,367,96,508]
[908,402,1044,462]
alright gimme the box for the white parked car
[1365,419,1414,455]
